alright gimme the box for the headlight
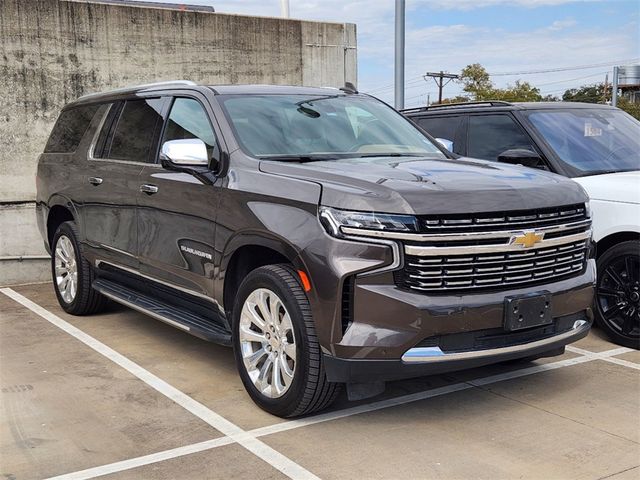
[319,206,418,237]
[584,201,591,218]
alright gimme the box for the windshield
[218,94,445,160]
[524,108,640,177]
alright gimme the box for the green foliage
[562,82,640,120]
[455,63,543,102]
[562,84,607,103]
[617,97,640,120]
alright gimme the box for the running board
[93,278,232,346]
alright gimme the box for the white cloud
[547,18,578,30]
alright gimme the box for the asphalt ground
[1,283,639,480]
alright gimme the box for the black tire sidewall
[232,266,313,416]
[595,240,640,349]
[51,222,86,314]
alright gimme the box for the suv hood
[259,156,588,215]
[573,171,640,205]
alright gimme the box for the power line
[365,75,424,94]
[365,57,639,93]
[535,71,608,87]
[488,58,639,76]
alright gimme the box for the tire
[51,221,107,315]
[232,264,341,417]
[595,240,640,350]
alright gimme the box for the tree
[447,63,543,103]
[459,63,492,99]
[562,84,607,103]
[562,82,640,119]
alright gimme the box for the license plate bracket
[504,292,552,331]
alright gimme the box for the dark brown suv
[37,81,595,417]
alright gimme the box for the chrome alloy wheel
[54,235,78,304]
[239,288,297,398]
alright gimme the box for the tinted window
[161,98,218,159]
[93,102,120,158]
[416,115,463,154]
[108,99,164,163]
[417,116,462,142]
[45,105,100,153]
[468,114,535,161]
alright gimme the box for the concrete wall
[0,0,357,285]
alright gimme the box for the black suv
[37,83,595,417]
[402,101,640,348]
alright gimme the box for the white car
[403,102,640,348]
[574,171,640,348]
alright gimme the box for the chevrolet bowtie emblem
[513,231,544,248]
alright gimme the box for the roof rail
[78,80,198,100]
[400,100,513,114]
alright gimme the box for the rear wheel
[232,264,341,417]
[51,221,107,315]
[595,240,640,349]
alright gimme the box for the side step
[93,278,232,346]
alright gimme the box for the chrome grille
[398,240,588,292]
[389,204,592,293]
[418,204,587,233]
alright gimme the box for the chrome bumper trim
[404,230,591,256]
[401,320,589,364]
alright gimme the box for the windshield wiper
[356,153,426,158]
[257,154,339,163]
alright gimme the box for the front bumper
[325,317,590,383]
[323,259,595,383]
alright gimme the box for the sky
[135,0,639,107]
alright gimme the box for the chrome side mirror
[160,139,209,167]
[435,138,454,152]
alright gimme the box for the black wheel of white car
[232,264,341,417]
[51,221,106,315]
[595,240,640,350]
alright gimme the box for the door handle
[88,176,103,186]
[140,184,159,194]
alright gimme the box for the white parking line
[566,345,638,370]
[47,437,234,480]
[3,287,636,480]
[0,288,320,480]
[249,352,600,438]
[42,348,628,479]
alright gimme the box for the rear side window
[416,115,463,154]
[468,114,536,161]
[416,115,462,141]
[108,98,164,163]
[45,105,100,153]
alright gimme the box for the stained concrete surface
[0,292,221,479]
[0,0,357,284]
[1,283,639,479]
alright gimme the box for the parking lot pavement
[1,283,639,480]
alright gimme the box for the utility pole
[394,0,405,109]
[280,0,290,18]
[424,71,459,104]
[612,66,619,107]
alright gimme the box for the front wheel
[232,264,341,417]
[595,240,640,349]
